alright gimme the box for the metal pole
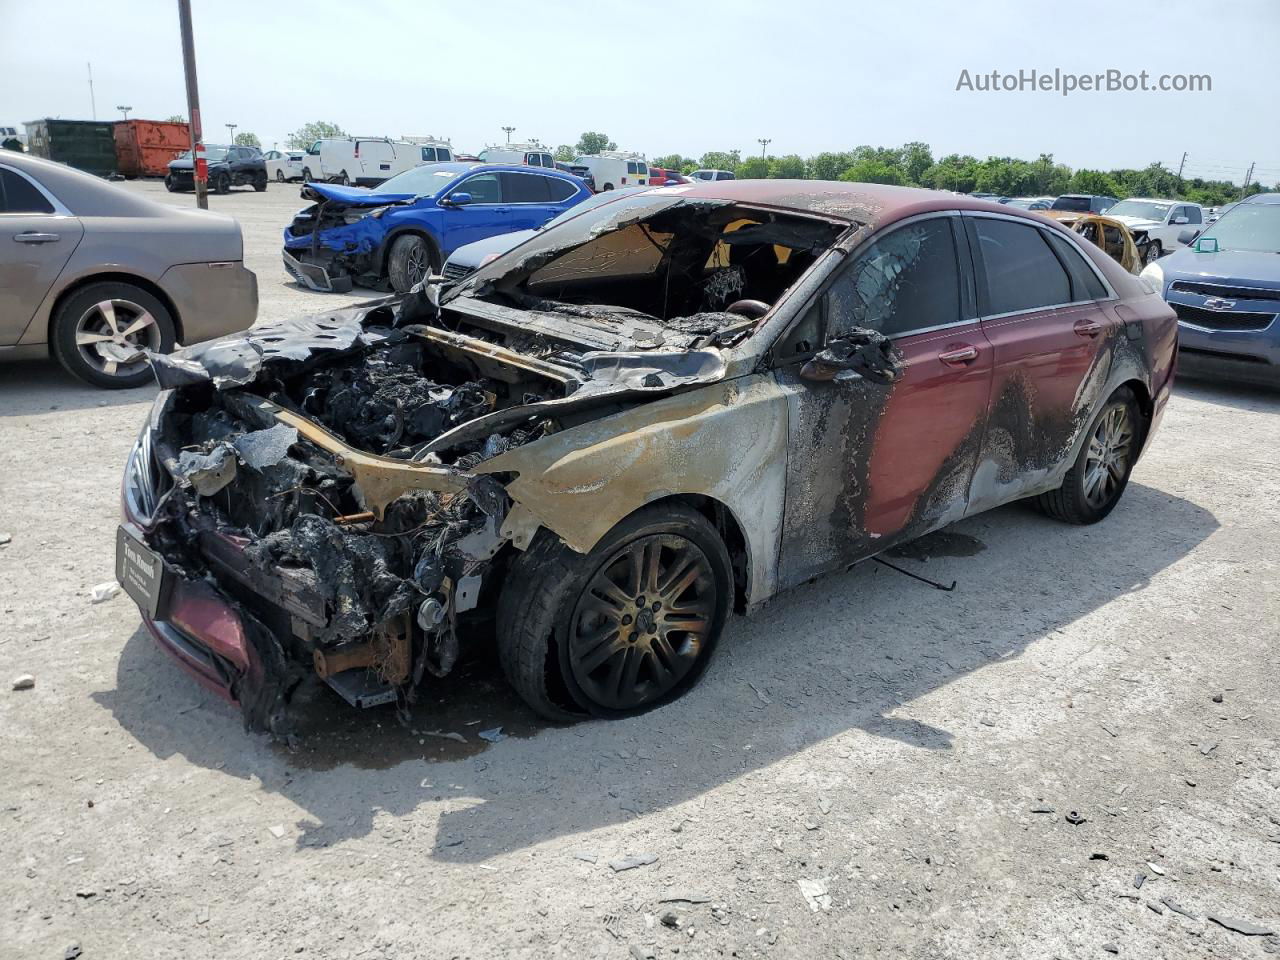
[226,123,237,143]
[502,126,515,144]
[1242,162,1255,198]
[87,63,96,120]
[177,0,208,209]
[758,138,771,158]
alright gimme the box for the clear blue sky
[2,0,1277,185]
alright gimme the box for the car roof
[1120,197,1182,204]
[1242,192,1280,205]
[658,178,1042,226]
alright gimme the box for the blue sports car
[282,162,591,293]
[1141,192,1280,388]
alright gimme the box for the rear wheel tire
[275,169,286,182]
[497,504,732,720]
[337,170,350,186]
[602,182,614,191]
[1035,388,1143,524]
[253,172,268,192]
[302,167,313,182]
[386,234,438,293]
[50,281,176,389]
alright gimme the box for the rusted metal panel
[113,119,191,178]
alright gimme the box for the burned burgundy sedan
[118,182,1176,734]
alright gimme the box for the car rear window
[544,177,577,202]
[828,218,962,338]
[0,168,54,214]
[973,218,1072,315]
[502,172,552,203]
[1046,232,1108,301]
[1051,196,1091,212]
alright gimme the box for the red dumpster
[114,119,191,178]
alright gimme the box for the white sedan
[263,150,305,183]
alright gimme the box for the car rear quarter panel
[477,374,790,609]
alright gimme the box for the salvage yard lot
[2,181,1278,959]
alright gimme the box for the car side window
[1184,206,1202,224]
[454,173,501,203]
[421,147,436,162]
[438,148,452,162]
[544,177,576,202]
[501,172,552,203]
[1046,232,1107,301]
[973,217,1071,315]
[827,217,962,339]
[0,168,55,214]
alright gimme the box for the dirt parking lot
[2,180,1278,959]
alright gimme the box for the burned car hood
[300,182,417,207]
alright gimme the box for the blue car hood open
[302,182,417,207]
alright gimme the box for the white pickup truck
[1103,198,1205,262]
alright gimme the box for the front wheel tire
[1035,388,1142,524]
[386,234,437,293]
[497,504,732,720]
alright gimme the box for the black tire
[337,170,350,186]
[275,169,286,182]
[213,172,231,195]
[302,167,313,183]
[1035,388,1143,524]
[1145,240,1162,264]
[386,233,438,293]
[601,182,614,191]
[50,281,176,389]
[497,504,732,720]
[164,175,181,192]
[253,173,268,192]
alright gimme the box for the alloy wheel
[406,243,427,285]
[74,299,161,379]
[567,534,717,711]
[1083,404,1133,508]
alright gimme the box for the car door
[439,172,510,253]
[0,165,83,345]
[965,213,1119,513]
[500,171,559,230]
[774,213,994,588]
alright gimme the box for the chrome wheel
[74,299,161,378]
[568,534,717,711]
[1083,404,1133,508]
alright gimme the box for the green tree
[900,141,933,185]
[652,154,693,171]
[737,156,770,179]
[164,114,186,124]
[553,144,576,163]
[839,160,904,185]
[768,154,807,179]
[921,154,979,192]
[1069,168,1124,198]
[575,131,615,155]
[809,151,856,181]
[233,132,261,149]
[286,121,346,150]
[698,150,741,173]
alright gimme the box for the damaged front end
[282,183,416,293]
[123,193,850,734]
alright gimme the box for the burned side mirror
[799,330,905,386]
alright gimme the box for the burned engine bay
[136,198,850,734]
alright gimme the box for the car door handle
[14,232,60,244]
[1073,318,1103,337]
[938,344,979,365]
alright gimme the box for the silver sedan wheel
[74,299,161,379]
[1083,404,1133,508]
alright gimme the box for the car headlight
[1139,260,1164,295]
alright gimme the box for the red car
[119,182,1176,731]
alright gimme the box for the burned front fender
[475,373,790,608]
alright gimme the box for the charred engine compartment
[144,312,584,732]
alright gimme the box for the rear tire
[253,172,268,192]
[497,504,732,720]
[275,169,286,182]
[302,167,313,182]
[50,281,176,389]
[337,170,350,186]
[1035,388,1143,524]
[386,234,438,293]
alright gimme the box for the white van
[301,137,451,186]
[572,152,648,191]
[402,137,455,164]
[478,142,555,168]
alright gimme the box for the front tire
[253,172,268,192]
[275,169,286,182]
[1035,388,1143,524]
[302,167,313,182]
[386,234,438,293]
[213,172,231,195]
[497,504,732,720]
[50,281,176,389]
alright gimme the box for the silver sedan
[0,151,257,388]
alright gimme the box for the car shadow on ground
[1173,375,1280,413]
[94,481,1218,861]
[0,359,157,417]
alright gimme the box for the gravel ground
[2,181,1278,959]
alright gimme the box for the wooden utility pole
[1176,151,1187,190]
[177,0,208,209]
[1242,162,1255,198]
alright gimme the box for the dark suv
[166,145,267,194]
